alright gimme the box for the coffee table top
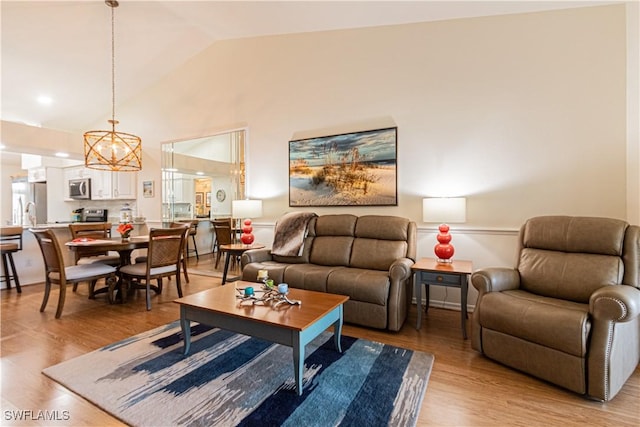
[175,281,348,332]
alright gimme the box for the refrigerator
[28,182,47,225]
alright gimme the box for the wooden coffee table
[174,282,349,395]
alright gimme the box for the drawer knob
[437,276,443,282]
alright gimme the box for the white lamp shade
[232,199,263,219]
[423,197,466,223]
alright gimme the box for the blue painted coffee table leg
[293,334,304,396]
[180,308,192,355]
[292,304,344,396]
[334,304,343,353]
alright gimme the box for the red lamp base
[434,223,455,263]
[240,219,255,245]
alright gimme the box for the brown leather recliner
[471,216,640,401]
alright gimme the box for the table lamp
[232,199,263,245]
[423,197,466,263]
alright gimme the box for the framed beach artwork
[289,127,397,207]
[142,180,154,198]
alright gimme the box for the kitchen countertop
[23,221,147,229]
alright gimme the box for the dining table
[65,236,150,301]
[65,236,150,267]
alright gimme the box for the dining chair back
[118,227,186,311]
[31,228,117,318]
[212,218,233,268]
[68,223,120,266]
[134,222,190,283]
[1,226,23,293]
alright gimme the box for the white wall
[123,5,630,228]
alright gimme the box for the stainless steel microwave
[69,178,91,200]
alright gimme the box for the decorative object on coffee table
[236,282,301,307]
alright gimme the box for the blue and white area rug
[43,321,434,426]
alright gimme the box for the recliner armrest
[389,258,413,281]
[240,248,273,266]
[471,267,520,293]
[589,285,640,322]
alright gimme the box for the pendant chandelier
[84,0,141,172]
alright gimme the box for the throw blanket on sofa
[271,212,318,257]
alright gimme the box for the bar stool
[178,220,198,260]
[1,226,24,293]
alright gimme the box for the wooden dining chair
[134,222,190,283]
[68,223,120,266]
[212,218,233,269]
[117,227,186,311]
[31,228,117,318]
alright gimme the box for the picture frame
[142,180,154,198]
[206,192,211,207]
[195,192,204,205]
[289,126,398,207]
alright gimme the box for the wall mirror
[161,129,245,222]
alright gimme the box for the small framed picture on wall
[195,192,204,205]
[142,180,154,198]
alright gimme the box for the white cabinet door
[112,172,137,199]
[87,170,136,200]
[172,178,194,203]
[90,170,112,200]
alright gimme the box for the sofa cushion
[309,236,354,266]
[355,215,409,241]
[478,289,591,357]
[350,239,408,271]
[327,268,390,306]
[283,264,344,293]
[519,248,624,302]
[315,214,357,236]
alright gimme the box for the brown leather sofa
[241,214,417,331]
[471,216,640,401]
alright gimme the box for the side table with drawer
[412,258,473,338]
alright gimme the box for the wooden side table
[219,243,265,285]
[412,258,473,339]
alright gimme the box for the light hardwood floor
[2,255,639,426]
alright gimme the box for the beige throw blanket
[271,212,318,257]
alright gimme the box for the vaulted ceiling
[1,1,615,134]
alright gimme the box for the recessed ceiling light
[0,144,6,150]
[196,171,204,175]
[37,95,53,105]
[55,152,70,158]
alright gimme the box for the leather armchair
[471,216,640,401]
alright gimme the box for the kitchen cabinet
[28,167,47,183]
[91,170,137,200]
[173,178,194,203]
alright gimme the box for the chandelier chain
[111,2,116,125]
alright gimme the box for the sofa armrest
[589,285,640,322]
[240,248,273,267]
[471,268,520,294]
[389,257,413,281]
